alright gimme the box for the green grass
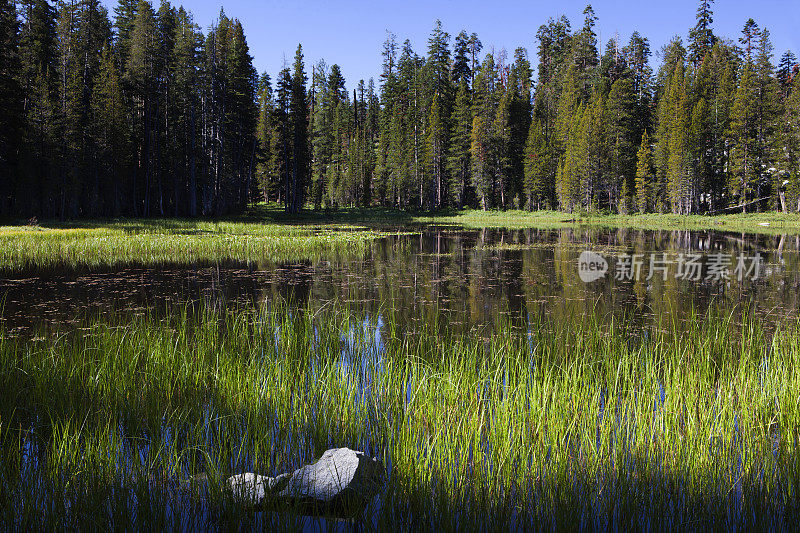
[0,217,388,271]
[1,304,798,529]
[414,209,800,234]
[3,205,798,271]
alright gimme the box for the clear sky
[102,0,800,90]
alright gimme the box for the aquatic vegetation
[0,304,798,529]
[416,209,800,234]
[0,218,386,271]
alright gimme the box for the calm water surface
[2,226,799,334]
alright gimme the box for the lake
[3,226,798,335]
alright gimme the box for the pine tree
[425,20,452,208]
[622,31,652,140]
[572,5,598,98]
[688,0,715,67]
[272,67,292,208]
[171,6,201,216]
[754,28,782,207]
[634,130,653,212]
[492,83,512,208]
[91,45,124,215]
[777,51,797,95]
[665,63,691,214]
[0,0,22,216]
[227,19,257,210]
[18,0,57,98]
[729,62,758,211]
[559,103,590,211]
[452,30,471,88]
[18,0,58,215]
[740,19,759,63]
[785,74,800,211]
[447,79,471,207]
[467,32,482,89]
[125,0,158,216]
[54,0,110,219]
[113,0,138,66]
[255,72,273,203]
[508,48,532,208]
[605,78,636,211]
[288,43,309,214]
[470,52,498,209]
[426,91,446,207]
[654,39,686,212]
[374,32,397,206]
[523,116,549,209]
[309,60,328,208]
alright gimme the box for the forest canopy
[0,0,798,219]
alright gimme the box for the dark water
[2,226,799,334]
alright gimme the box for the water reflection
[2,227,799,335]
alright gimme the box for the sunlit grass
[1,304,798,529]
[0,218,387,270]
[3,204,797,272]
[415,209,800,234]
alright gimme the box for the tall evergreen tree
[0,0,22,216]
[665,63,692,214]
[113,0,138,65]
[125,0,158,216]
[288,43,309,214]
[777,51,797,95]
[755,28,782,207]
[729,62,759,211]
[605,78,636,211]
[524,116,549,209]
[447,79,472,207]
[255,72,274,202]
[688,0,715,67]
[91,45,125,215]
[634,130,653,212]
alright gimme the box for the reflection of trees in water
[2,228,800,336]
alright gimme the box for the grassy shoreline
[2,206,798,270]
[413,209,800,234]
[1,305,798,528]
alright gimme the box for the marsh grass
[0,218,386,271]
[0,304,798,529]
[3,204,798,272]
[415,209,800,235]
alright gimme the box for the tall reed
[0,304,797,529]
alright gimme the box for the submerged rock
[228,448,385,517]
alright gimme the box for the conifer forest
[0,0,798,219]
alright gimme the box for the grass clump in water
[0,218,385,271]
[0,305,798,529]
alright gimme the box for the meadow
[2,206,798,272]
[413,209,800,235]
[0,303,797,529]
[0,217,385,271]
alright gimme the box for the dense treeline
[1,0,799,219]
[0,0,258,218]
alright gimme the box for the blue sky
[103,0,800,90]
